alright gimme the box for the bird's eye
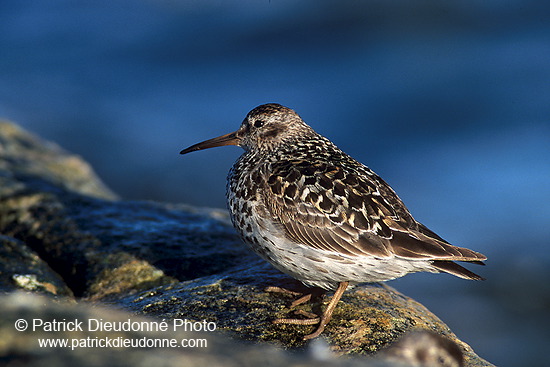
[253,120,265,128]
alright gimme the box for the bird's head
[180,103,313,155]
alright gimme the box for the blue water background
[1,1,549,365]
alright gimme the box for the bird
[180,103,486,340]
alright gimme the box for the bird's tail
[432,260,485,280]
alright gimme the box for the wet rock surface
[0,121,494,366]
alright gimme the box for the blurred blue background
[1,0,549,365]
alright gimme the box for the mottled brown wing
[262,160,486,262]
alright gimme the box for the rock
[115,264,488,365]
[0,292,470,367]
[0,121,247,299]
[0,235,73,296]
[0,292,371,367]
[0,121,117,201]
[0,120,494,366]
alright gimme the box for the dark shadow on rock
[0,235,73,297]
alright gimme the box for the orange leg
[271,281,349,340]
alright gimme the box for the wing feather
[261,158,486,263]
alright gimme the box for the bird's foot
[264,286,303,297]
[265,286,325,308]
[272,311,321,326]
[271,310,328,340]
[269,281,349,340]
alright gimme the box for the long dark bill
[180,131,240,155]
